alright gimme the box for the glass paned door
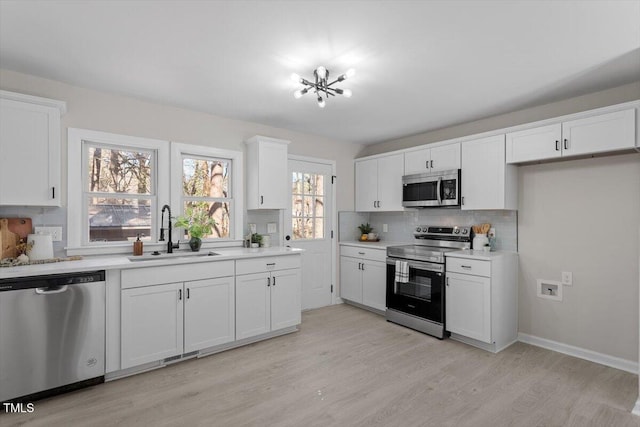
[291,172,325,240]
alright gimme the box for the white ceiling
[1,1,639,145]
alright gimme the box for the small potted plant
[174,206,217,251]
[358,223,373,241]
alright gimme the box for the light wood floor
[2,304,638,427]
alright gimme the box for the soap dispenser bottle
[133,234,143,256]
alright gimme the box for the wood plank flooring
[2,304,638,426]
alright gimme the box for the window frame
[170,142,243,244]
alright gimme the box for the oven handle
[386,257,444,273]
[436,176,442,205]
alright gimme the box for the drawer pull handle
[266,263,276,266]
[267,277,271,287]
[461,265,472,269]
[358,252,365,255]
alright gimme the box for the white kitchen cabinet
[184,277,235,353]
[121,282,184,369]
[339,244,386,312]
[461,134,517,210]
[245,135,290,209]
[355,153,404,212]
[0,91,66,206]
[445,251,518,353]
[506,109,636,163]
[120,261,236,369]
[235,255,302,340]
[404,143,461,175]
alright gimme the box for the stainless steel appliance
[0,271,106,402]
[402,169,461,208]
[386,225,471,338]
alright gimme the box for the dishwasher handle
[35,285,69,295]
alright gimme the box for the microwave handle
[436,177,442,205]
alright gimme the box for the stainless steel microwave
[402,169,461,208]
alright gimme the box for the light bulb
[342,89,352,98]
[345,68,356,78]
[294,90,303,99]
[317,96,326,108]
[290,73,301,83]
[316,66,327,80]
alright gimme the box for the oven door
[386,258,444,323]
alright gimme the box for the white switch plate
[382,224,388,233]
[562,271,573,286]
[267,222,277,234]
[34,226,63,241]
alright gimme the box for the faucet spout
[161,204,175,253]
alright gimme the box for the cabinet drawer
[236,255,301,276]
[340,245,386,262]
[446,257,490,277]
[122,260,234,289]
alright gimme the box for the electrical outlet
[488,228,496,238]
[34,226,63,241]
[248,223,256,234]
[562,271,573,286]
[382,224,388,233]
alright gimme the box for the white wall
[361,82,640,362]
[0,69,364,212]
[518,154,639,361]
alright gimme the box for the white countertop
[339,240,408,250]
[445,249,518,260]
[0,246,304,280]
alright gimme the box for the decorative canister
[472,233,489,250]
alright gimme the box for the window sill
[66,239,244,257]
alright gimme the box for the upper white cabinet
[461,135,517,210]
[506,109,636,164]
[404,143,461,175]
[245,135,290,209]
[355,153,404,212]
[0,91,66,206]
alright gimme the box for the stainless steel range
[386,225,471,338]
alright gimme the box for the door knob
[285,235,291,241]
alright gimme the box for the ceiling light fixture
[291,67,355,108]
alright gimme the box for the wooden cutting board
[0,218,32,259]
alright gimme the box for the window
[180,156,231,239]
[84,144,155,243]
[291,172,325,239]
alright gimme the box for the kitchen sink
[128,251,220,262]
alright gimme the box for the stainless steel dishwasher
[0,271,106,402]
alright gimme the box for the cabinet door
[462,134,513,210]
[361,260,387,311]
[404,148,431,175]
[376,153,404,211]
[430,143,461,172]
[0,98,60,206]
[562,109,636,157]
[355,159,378,211]
[236,272,271,340]
[506,123,562,164]
[121,282,184,369]
[340,256,363,303]
[258,141,288,209]
[184,276,235,353]
[446,272,491,343]
[270,269,302,330]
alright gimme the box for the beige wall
[0,69,363,211]
[362,82,640,362]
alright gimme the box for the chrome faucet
[160,204,179,253]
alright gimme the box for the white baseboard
[518,333,638,374]
[633,398,640,416]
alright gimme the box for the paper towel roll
[27,233,54,261]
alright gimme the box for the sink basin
[129,251,220,262]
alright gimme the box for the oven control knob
[462,229,468,234]
[416,227,421,233]
[454,229,460,234]
[421,227,428,232]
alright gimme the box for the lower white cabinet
[339,245,386,312]
[235,256,302,340]
[120,262,235,370]
[445,252,518,353]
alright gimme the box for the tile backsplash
[339,209,518,251]
[0,206,68,257]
